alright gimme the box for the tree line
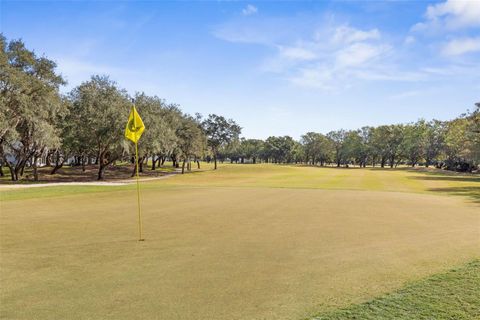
[1,35,479,181]
[220,114,479,172]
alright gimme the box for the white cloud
[289,67,336,91]
[442,37,480,56]
[276,25,392,89]
[335,43,389,68]
[215,10,479,92]
[413,0,480,31]
[242,4,258,16]
[404,36,415,45]
[331,26,380,44]
[278,45,317,61]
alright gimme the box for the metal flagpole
[135,141,143,241]
[133,106,144,241]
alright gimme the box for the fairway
[1,165,479,319]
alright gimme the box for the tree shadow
[426,186,480,204]
[408,176,480,182]
[367,167,414,172]
[405,169,480,203]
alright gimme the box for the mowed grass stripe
[2,164,479,202]
[311,260,480,320]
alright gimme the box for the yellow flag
[125,106,145,143]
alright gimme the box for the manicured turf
[312,260,480,320]
[1,164,479,319]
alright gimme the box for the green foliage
[301,132,334,165]
[0,35,65,180]
[201,114,241,169]
[263,135,297,163]
[67,75,130,179]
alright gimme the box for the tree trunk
[10,167,18,181]
[181,159,186,174]
[253,157,256,164]
[45,151,52,167]
[197,160,200,169]
[3,156,18,180]
[32,155,39,181]
[50,160,65,174]
[214,154,217,170]
[97,152,111,180]
[151,156,157,170]
[98,164,106,180]
[425,158,430,168]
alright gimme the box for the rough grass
[1,164,479,319]
[312,260,480,320]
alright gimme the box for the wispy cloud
[331,26,380,44]
[389,90,422,100]
[213,2,479,91]
[215,17,405,91]
[442,37,480,56]
[54,57,132,90]
[278,45,317,61]
[242,4,258,16]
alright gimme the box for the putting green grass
[1,164,479,319]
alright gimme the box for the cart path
[0,172,179,189]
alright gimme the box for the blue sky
[1,0,479,139]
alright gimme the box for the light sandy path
[0,172,178,189]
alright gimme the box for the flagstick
[132,105,144,241]
[135,140,144,241]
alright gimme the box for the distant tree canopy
[1,35,479,181]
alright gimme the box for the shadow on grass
[403,169,480,203]
[408,176,480,182]
[427,186,480,203]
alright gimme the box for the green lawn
[312,260,480,320]
[1,164,479,319]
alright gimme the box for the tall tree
[423,120,445,167]
[327,130,347,167]
[202,114,241,170]
[176,115,205,174]
[0,35,65,180]
[240,139,264,164]
[68,75,130,180]
[400,121,426,167]
[301,132,333,166]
